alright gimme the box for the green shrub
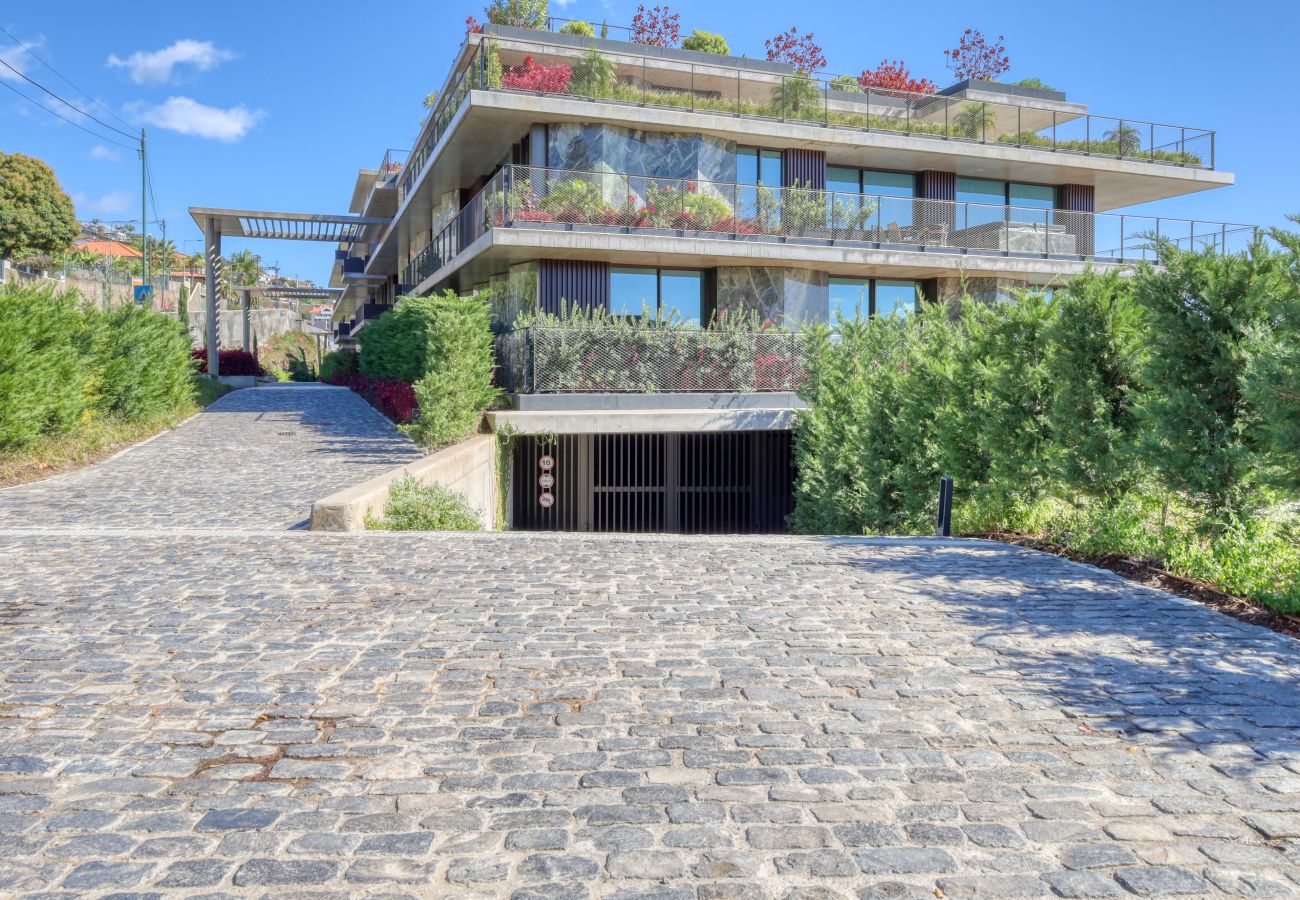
[559,20,594,37]
[1045,269,1145,500]
[681,29,730,55]
[358,299,436,384]
[408,291,499,449]
[90,304,196,421]
[0,283,89,447]
[1246,219,1300,492]
[258,330,317,382]
[365,476,482,530]
[1133,241,1281,520]
[570,50,616,97]
[320,348,359,384]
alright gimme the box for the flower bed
[345,373,419,424]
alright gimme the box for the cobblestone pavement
[0,385,422,530]
[0,528,1298,898]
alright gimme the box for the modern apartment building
[330,21,1253,534]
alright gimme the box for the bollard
[935,476,954,538]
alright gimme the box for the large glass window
[875,279,920,318]
[828,277,921,321]
[956,176,1007,231]
[738,148,782,225]
[611,267,704,323]
[660,269,703,324]
[610,267,659,317]
[829,277,870,322]
[1010,182,1056,210]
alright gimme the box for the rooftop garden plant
[681,29,729,55]
[857,59,937,96]
[631,4,681,47]
[944,28,1011,81]
[764,27,827,74]
[559,20,594,36]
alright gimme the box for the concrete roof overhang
[419,227,1130,296]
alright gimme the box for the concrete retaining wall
[187,307,304,350]
[309,435,499,531]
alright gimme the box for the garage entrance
[511,432,795,534]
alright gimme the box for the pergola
[189,207,389,376]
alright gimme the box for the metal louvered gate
[512,433,794,534]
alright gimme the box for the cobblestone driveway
[0,385,421,530]
[0,387,1298,897]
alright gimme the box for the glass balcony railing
[401,31,1217,209]
[400,165,1259,290]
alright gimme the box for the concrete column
[242,289,252,352]
[203,217,222,378]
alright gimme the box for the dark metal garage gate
[512,432,795,533]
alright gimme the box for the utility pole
[140,128,149,305]
[160,218,169,311]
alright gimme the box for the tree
[0,152,79,262]
[1245,218,1300,492]
[484,0,547,29]
[559,20,594,37]
[631,5,680,47]
[951,103,996,139]
[857,60,936,96]
[944,29,1010,81]
[571,50,616,97]
[222,249,264,308]
[1104,123,1142,156]
[1045,269,1146,501]
[1132,241,1282,521]
[681,29,729,55]
[829,75,861,93]
[765,27,826,74]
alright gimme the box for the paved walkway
[0,385,422,530]
[0,388,1298,898]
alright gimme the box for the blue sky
[4,0,1297,284]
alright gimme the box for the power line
[0,56,137,141]
[0,78,137,150]
[0,25,135,132]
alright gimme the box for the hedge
[0,283,199,449]
[349,291,498,449]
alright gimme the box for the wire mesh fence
[496,326,808,393]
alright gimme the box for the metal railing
[402,169,505,288]
[496,325,807,393]
[544,17,636,41]
[378,148,408,184]
[401,31,1216,204]
[400,165,1259,286]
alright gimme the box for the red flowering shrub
[466,15,481,32]
[501,55,573,93]
[631,4,680,47]
[857,60,936,96]
[755,352,807,391]
[346,373,419,423]
[944,29,1010,81]
[191,348,263,376]
[764,27,827,74]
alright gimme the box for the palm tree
[952,103,996,140]
[221,249,264,308]
[149,239,178,276]
[1104,123,1142,156]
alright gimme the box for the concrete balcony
[406,165,1259,294]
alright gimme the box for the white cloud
[0,34,42,82]
[552,0,576,8]
[132,96,262,142]
[73,190,134,217]
[107,39,234,84]
[88,144,121,162]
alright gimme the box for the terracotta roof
[76,238,142,258]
